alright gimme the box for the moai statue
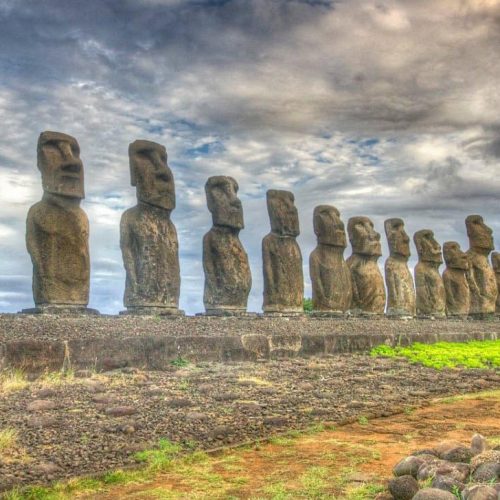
[203,176,252,315]
[346,216,386,315]
[491,252,500,314]
[465,215,497,317]
[413,229,446,318]
[384,218,415,318]
[442,241,470,317]
[120,140,182,315]
[262,189,304,314]
[309,205,352,314]
[24,131,97,314]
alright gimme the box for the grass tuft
[0,370,30,393]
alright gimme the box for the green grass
[371,340,500,370]
[303,297,313,313]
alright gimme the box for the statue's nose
[59,142,75,160]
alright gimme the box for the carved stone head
[37,131,84,199]
[414,229,442,264]
[205,176,244,229]
[129,140,175,211]
[443,241,468,271]
[466,215,494,252]
[313,205,346,248]
[267,189,299,237]
[492,252,500,273]
[347,216,382,257]
[385,218,410,259]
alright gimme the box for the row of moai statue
[24,131,500,318]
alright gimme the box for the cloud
[0,0,499,313]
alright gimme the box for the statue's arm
[120,215,137,288]
[262,236,274,291]
[202,232,216,279]
[309,253,323,300]
[26,209,44,275]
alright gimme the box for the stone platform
[0,314,498,373]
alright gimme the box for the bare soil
[93,394,500,499]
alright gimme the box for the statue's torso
[310,246,351,312]
[120,204,180,308]
[443,268,470,316]
[262,233,303,311]
[385,256,415,315]
[203,227,252,309]
[27,200,90,305]
[466,250,497,314]
[414,262,446,316]
[347,254,385,314]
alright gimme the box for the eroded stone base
[120,307,185,317]
[21,305,99,316]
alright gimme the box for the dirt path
[90,392,500,499]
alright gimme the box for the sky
[0,0,499,314]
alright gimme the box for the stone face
[26,132,91,310]
[384,218,415,317]
[203,176,252,314]
[346,216,386,314]
[309,205,352,313]
[414,229,446,318]
[120,140,181,314]
[262,190,303,313]
[490,252,500,314]
[443,241,471,317]
[466,215,497,316]
[388,475,419,500]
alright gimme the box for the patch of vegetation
[134,438,182,470]
[371,340,500,370]
[346,482,385,499]
[0,370,30,393]
[169,356,190,368]
[238,375,273,386]
[303,297,313,313]
[0,428,19,455]
[358,416,369,426]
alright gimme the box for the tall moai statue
[309,205,352,314]
[203,176,252,315]
[491,252,500,314]
[384,218,415,318]
[442,241,470,317]
[346,216,386,315]
[465,215,497,317]
[413,229,446,318]
[25,131,97,314]
[262,189,304,314]
[120,140,182,315]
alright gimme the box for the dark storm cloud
[0,0,499,313]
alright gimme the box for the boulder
[388,475,419,500]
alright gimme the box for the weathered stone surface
[384,218,415,317]
[443,241,471,317]
[25,131,92,311]
[388,475,419,500]
[413,488,456,499]
[120,140,181,315]
[471,434,488,456]
[491,252,500,314]
[309,205,352,313]
[203,176,251,314]
[262,190,303,314]
[472,462,500,483]
[414,229,446,318]
[466,215,497,316]
[462,484,499,500]
[346,216,386,315]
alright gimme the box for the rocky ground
[1,354,499,492]
[1,313,499,343]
